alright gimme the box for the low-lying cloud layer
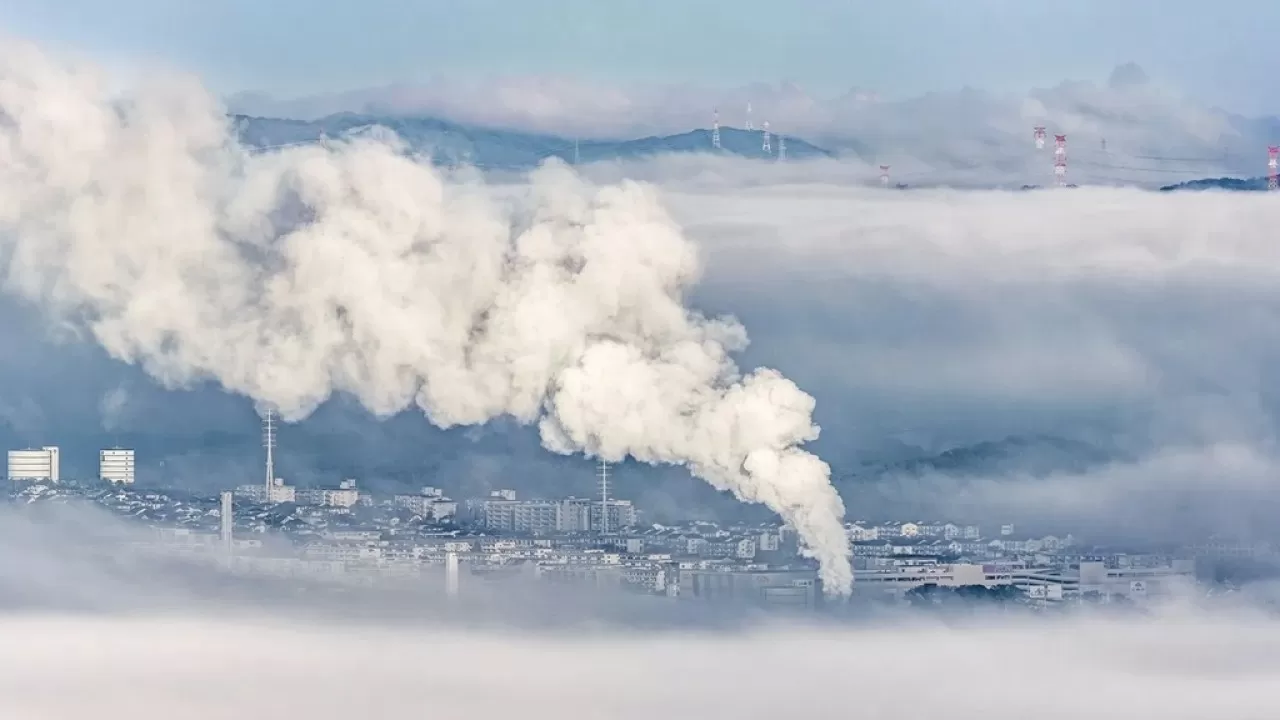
[664,183,1280,438]
[647,182,1280,538]
[2,609,1279,719]
[0,501,1276,719]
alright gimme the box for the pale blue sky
[0,0,1275,113]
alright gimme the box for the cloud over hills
[648,180,1280,537]
[227,63,1266,188]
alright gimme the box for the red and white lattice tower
[762,120,771,154]
[1053,134,1067,186]
[711,108,721,150]
[879,164,891,186]
[1034,126,1046,150]
[1269,146,1278,191]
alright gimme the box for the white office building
[99,448,136,485]
[8,446,60,483]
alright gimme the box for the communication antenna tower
[263,408,276,495]
[879,164,891,186]
[598,458,611,534]
[1053,134,1067,187]
[1033,126,1046,150]
[762,121,771,154]
[712,108,721,150]
[1269,146,1278,191]
[745,102,754,131]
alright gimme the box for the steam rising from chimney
[0,40,853,592]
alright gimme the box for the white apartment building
[238,478,296,504]
[99,448,136,485]
[324,479,360,508]
[8,446,60,483]
[267,478,296,504]
[483,499,562,534]
[393,490,458,520]
[481,497,635,534]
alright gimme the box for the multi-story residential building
[8,446,59,483]
[559,498,592,533]
[99,448,135,485]
[481,497,636,534]
[482,499,562,534]
[394,490,457,520]
[591,499,637,532]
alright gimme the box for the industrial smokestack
[0,40,853,593]
[445,552,460,598]
[219,491,233,556]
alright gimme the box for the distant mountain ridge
[232,112,833,169]
[231,113,1272,191]
[836,434,1119,484]
[1159,176,1268,192]
[884,435,1117,477]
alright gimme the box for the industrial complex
[2,408,1217,614]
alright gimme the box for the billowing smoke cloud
[0,41,853,591]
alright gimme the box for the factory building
[8,446,60,483]
[849,560,1196,603]
[677,568,824,609]
[99,448,136,485]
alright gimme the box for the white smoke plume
[98,384,129,432]
[0,41,853,591]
